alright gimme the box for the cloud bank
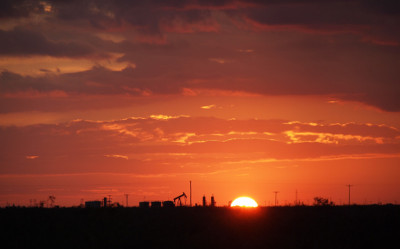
[1,117,398,174]
[0,0,399,111]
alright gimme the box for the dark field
[1,205,399,249]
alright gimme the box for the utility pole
[347,184,353,206]
[295,189,298,206]
[125,194,129,207]
[190,181,192,207]
[273,191,279,206]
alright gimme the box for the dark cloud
[363,0,400,15]
[0,28,113,58]
[0,0,44,19]
[232,1,400,44]
[43,0,218,35]
[2,1,399,43]
[1,31,399,112]
[242,3,364,26]
[0,0,399,111]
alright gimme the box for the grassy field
[1,205,399,249]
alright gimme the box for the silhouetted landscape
[2,205,399,249]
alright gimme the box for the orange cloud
[209,58,232,64]
[201,104,216,110]
[284,131,386,145]
[104,154,129,160]
[150,114,190,120]
[26,155,39,159]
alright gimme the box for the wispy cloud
[104,154,129,160]
[201,104,216,110]
[26,155,39,159]
[284,131,385,145]
[150,114,190,120]
[209,58,232,64]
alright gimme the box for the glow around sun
[231,197,258,207]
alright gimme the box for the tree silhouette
[313,197,334,206]
[48,195,56,208]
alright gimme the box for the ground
[1,205,399,249]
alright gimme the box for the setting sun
[231,197,258,207]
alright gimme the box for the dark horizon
[2,205,399,249]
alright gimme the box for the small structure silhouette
[103,197,108,207]
[85,201,102,208]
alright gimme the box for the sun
[230,197,258,207]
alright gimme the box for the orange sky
[1,0,399,207]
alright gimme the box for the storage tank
[162,201,175,208]
[151,201,162,208]
[211,195,216,207]
[139,201,150,208]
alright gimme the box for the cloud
[104,154,128,160]
[209,58,232,64]
[284,130,385,145]
[237,49,254,53]
[26,155,39,159]
[224,153,400,165]
[1,117,398,174]
[150,114,190,120]
[0,66,143,95]
[2,37,399,112]
[284,121,400,139]
[3,1,399,43]
[0,28,109,58]
[1,1,399,112]
[0,0,44,19]
[201,104,216,110]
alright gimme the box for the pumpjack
[173,192,187,206]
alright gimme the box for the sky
[0,0,399,207]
